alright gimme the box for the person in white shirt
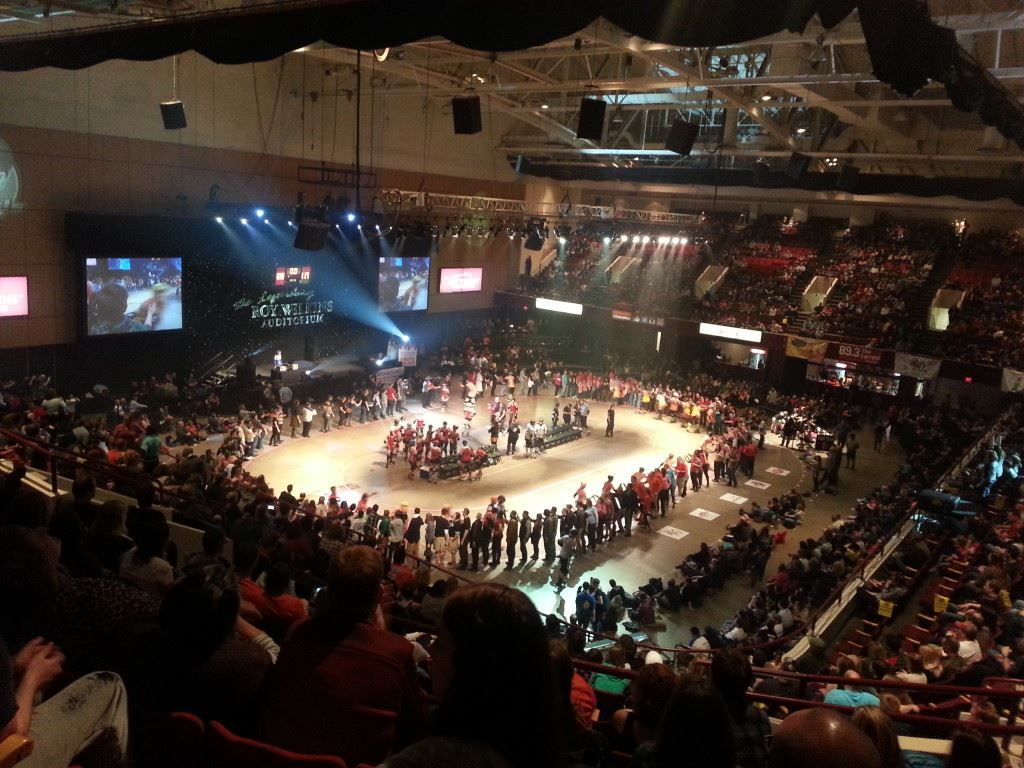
[301,402,316,437]
[524,420,537,457]
[958,626,982,664]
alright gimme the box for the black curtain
[0,0,852,71]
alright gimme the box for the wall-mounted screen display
[275,266,312,286]
[0,276,28,318]
[378,256,430,311]
[438,267,483,294]
[85,256,183,335]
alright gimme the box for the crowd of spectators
[931,231,1024,369]
[0,318,1014,768]
[699,243,817,332]
[0,385,999,768]
[803,223,947,345]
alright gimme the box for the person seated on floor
[657,579,685,612]
[629,592,657,626]
[261,545,425,766]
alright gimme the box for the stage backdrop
[65,213,397,381]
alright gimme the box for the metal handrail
[0,427,172,503]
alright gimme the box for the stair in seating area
[784,278,812,332]
[905,246,958,328]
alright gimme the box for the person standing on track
[506,420,520,455]
[555,532,574,588]
[505,511,519,569]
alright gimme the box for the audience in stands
[806,223,943,345]
[0,311,1022,768]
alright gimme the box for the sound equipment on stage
[837,165,860,192]
[160,100,187,130]
[452,96,482,134]
[786,152,811,179]
[235,357,256,389]
[577,97,606,141]
[666,119,699,156]
[304,335,319,361]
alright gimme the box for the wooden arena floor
[244,392,897,648]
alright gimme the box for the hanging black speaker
[160,100,187,130]
[752,160,771,186]
[786,152,811,179]
[577,97,606,141]
[452,96,482,134]
[837,165,860,192]
[665,119,699,156]
[293,221,329,251]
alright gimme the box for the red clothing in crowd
[261,620,424,766]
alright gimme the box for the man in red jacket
[261,546,424,765]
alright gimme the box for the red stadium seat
[207,721,347,768]
[132,711,206,768]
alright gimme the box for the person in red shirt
[408,442,421,480]
[741,442,758,477]
[473,447,488,480]
[261,546,424,765]
[459,441,474,481]
[258,561,309,634]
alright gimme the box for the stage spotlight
[641,235,650,244]
[240,218,248,225]
[632,235,640,244]
[681,237,689,245]
[347,213,357,223]
[558,236,566,245]
[375,358,384,367]
[401,334,410,342]
[214,216,223,224]
[255,208,265,218]
[287,221,293,226]
[357,224,363,230]
[603,236,611,245]
[671,237,680,245]
[264,218,270,225]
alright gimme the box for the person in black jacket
[543,509,558,562]
[469,513,485,571]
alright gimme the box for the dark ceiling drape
[0,0,856,71]
[514,158,1024,205]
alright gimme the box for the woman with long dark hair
[384,583,566,768]
[652,676,735,768]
